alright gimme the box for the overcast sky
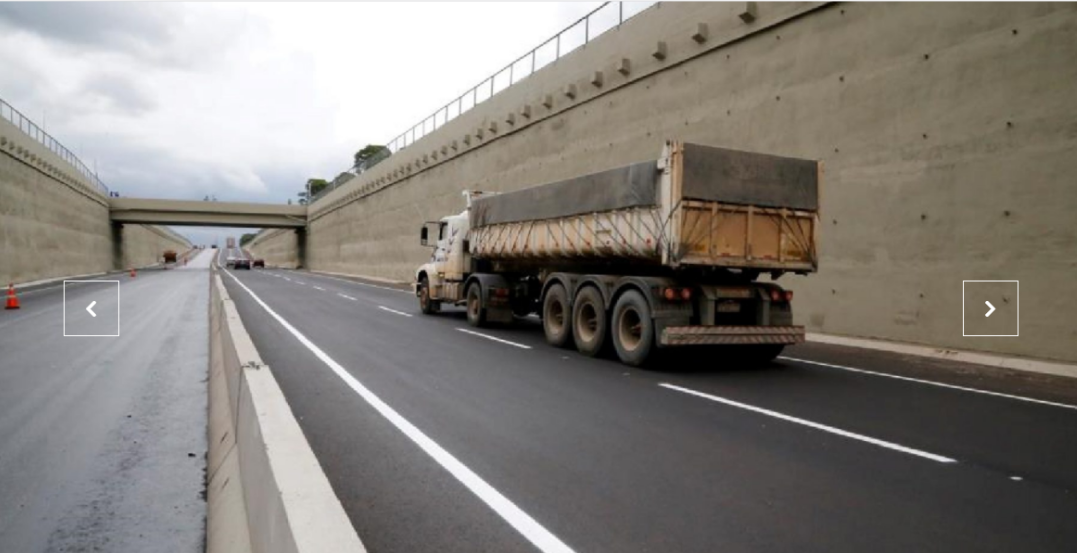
[0,2,648,245]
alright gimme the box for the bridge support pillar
[296,227,307,269]
[111,223,124,270]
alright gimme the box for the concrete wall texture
[1,117,190,285]
[254,2,1077,362]
[246,228,299,269]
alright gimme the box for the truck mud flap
[659,325,805,346]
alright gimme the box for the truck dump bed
[469,141,819,273]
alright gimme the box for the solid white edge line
[779,356,1077,411]
[456,328,533,349]
[377,306,413,317]
[219,268,573,553]
[659,383,957,464]
[337,293,357,301]
[310,271,412,294]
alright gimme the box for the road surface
[0,250,214,553]
[219,265,1077,553]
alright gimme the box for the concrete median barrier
[207,268,366,553]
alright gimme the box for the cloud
[81,72,157,115]
[0,3,171,51]
[0,3,247,69]
[0,2,615,244]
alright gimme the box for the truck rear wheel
[418,276,439,315]
[542,284,573,348]
[572,286,607,357]
[612,290,654,367]
[466,283,487,327]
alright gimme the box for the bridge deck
[109,198,307,228]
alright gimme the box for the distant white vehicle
[226,256,237,268]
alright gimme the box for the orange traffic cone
[130,267,137,278]
[5,284,20,310]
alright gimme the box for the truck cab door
[433,221,451,268]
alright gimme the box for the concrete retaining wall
[246,228,300,269]
[297,2,1077,362]
[0,116,190,284]
[120,224,193,270]
[206,270,365,553]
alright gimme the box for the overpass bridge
[109,197,308,228]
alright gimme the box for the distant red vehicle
[253,259,265,268]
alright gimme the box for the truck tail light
[493,287,510,298]
[769,289,793,302]
[663,287,693,302]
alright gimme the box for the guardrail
[311,1,656,204]
[0,97,110,195]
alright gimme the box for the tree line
[295,144,389,205]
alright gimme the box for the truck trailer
[415,141,820,366]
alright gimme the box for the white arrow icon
[985,301,996,317]
[86,301,97,318]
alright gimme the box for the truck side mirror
[420,226,429,246]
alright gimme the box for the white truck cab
[415,191,487,314]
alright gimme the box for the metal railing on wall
[0,97,110,195]
[311,1,656,204]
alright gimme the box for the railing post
[585,15,590,43]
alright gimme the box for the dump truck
[415,141,820,366]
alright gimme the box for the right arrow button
[985,301,996,317]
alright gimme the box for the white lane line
[337,293,357,301]
[313,286,326,291]
[283,277,292,282]
[660,383,957,464]
[294,281,306,285]
[780,357,1077,411]
[219,269,575,553]
[456,328,532,350]
[378,306,413,317]
[310,272,412,294]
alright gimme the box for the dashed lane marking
[660,383,957,464]
[378,306,413,317]
[456,328,532,349]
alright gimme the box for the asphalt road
[0,250,213,553]
[220,265,1077,553]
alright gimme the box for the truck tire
[466,283,486,327]
[612,290,654,367]
[418,276,439,315]
[542,284,573,348]
[572,286,607,357]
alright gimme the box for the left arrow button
[86,301,97,318]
